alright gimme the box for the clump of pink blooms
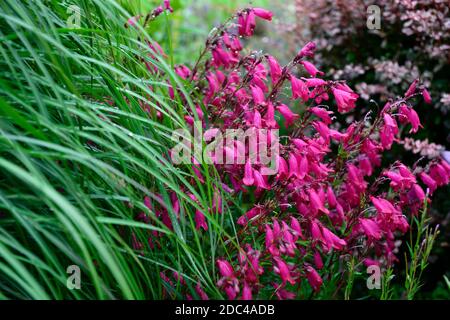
[131,3,450,299]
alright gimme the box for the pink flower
[241,283,253,300]
[380,113,398,149]
[384,165,416,191]
[237,206,264,226]
[276,155,289,180]
[217,260,239,300]
[298,41,316,58]
[251,85,265,105]
[274,285,296,300]
[305,78,327,87]
[310,107,333,124]
[310,219,323,242]
[405,79,418,97]
[305,265,322,292]
[195,210,208,231]
[409,184,426,204]
[164,0,173,12]
[399,104,422,133]
[276,104,299,127]
[332,84,358,113]
[314,251,324,270]
[195,282,209,300]
[290,217,304,239]
[359,218,382,240]
[253,169,270,189]
[217,260,234,278]
[309,189,329,215]
[126,15,141,28]
[347,164,367,192]
[321,226,346,251]
[419,172,437,194]
[274,257,296,285]
[422,88,432,104]
[371,196,399,215]
[252,7,273,21]
[265,102,278,128]
[301,61,324,77]
[238,10,256,37]
[267,55,282,84]
[290,75,309,101]
[243,160,254,186]
[288,152,300,178]
[175,65,191,79]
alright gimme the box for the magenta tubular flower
[194,210,208,231]
[237,206,263,226]
[422,88,432,104]
[331,84,358,113]
[405,79,418,97]
[298,155,308,179]
[275,286,296,300]
[217,260,234,278]
[409,184,426,204]
[399,104,422,133]
[238,10,256,37]
[309,188,329,215]
[371,196,400,215]
[265,224,274,249]
[321,226,346,251]
[267,55,282,84]
[359,218,382,240]
[238,13,246,36]
[314,251,324,270]
[310,107,333,124]
[253,169,270,190]
[310,219,323,242]
[274,257,296,285]
[290,75,309,101]
[195,282,209,300]
[380,113,399,149]
[290,217,304,239]
[265,102,278,128]
[164,0,173,12]
[347,163,367,192]
[298,41,316,58]
[126,15,141,28]
[301,61,324,77]
[276,104,299,127]
[243,160,255,186]
[251,85,265,105]
[305,265,323,292]
[288,152,300,178]
[313,121,331,143]
[305,77,327,87]
[241,283,253,300]
[217,260,239,300]
[276,155,289,180]
[175,64,191,79]
[430,163,450,186]
[252,7,273,21]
